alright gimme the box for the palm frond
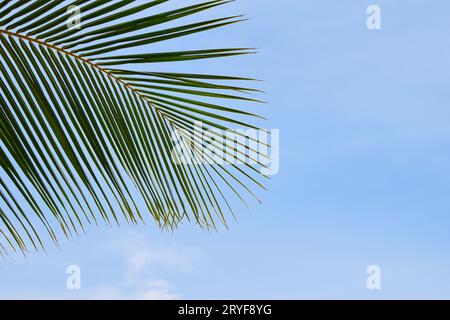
[0,0,267,256]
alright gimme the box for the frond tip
[0,0,267,256]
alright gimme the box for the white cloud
[127,247,193,276]
[84,230,199,300]
[137,289,179,300]
[88,279,180,300]
[0,229,200,300]
[136,280,180,300]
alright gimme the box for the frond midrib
[0,28,158,110]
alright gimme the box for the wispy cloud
[126,246,194,276]
[89,280,180,300]
[86,230,200,300]
[135,280,180,300]
[0,228,201,300]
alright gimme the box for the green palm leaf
[0,0,267,256]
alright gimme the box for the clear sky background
[1,0,450,299]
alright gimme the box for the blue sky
[1,0,450,299]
